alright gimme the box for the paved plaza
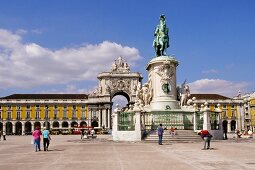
[0,135,255,170]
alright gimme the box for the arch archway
[34,122,41,130]
[25,121,32,134]
[231,120,236,131]
[88,57,143,129]
[91,120,98,128]
[43,121,50,129]
[53,121,59,128]
[15,122,22,135]
[62,121,69,128]
[71,121,78,127]
[6,122,12,135]
[80,121,87,127]
[222,120,228,132]
[0,122,3,132]
[112,91,130,110]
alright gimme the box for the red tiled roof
[189,94,230,100]
[0,94,88,100]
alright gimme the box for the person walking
[80,129,84,140]
[32,126,41,152]
[3,131,6,141]
[157,124,164,145]
[198,130,213,150]
[223,127,228,140]
[42,127,51,151]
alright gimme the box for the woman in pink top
[32,126,41,152]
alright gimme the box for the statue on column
[153,14,170,57]
[180,80,190,106]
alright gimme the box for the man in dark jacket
[157,124,164,145]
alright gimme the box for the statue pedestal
[146,56,180,111]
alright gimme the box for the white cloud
[188,79,249,97]
[202,69,218,74]
[0,28,141,89]
[16,29,27,35]
[38,84,91,94]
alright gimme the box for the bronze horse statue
[153,15,170,57]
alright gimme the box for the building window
[45,111,49,119]
[231,110,236,118]
[73,105,76,110]
[82,111,86,119]
[17,105,21,110]
[63,105,67,109]
[63,110,67,118]
[54,105,58,109]
[54,110,58,119]
[45,105,49,110]
[72,110,76,118]
[223,105,227,109]
[17,111,21,120]
[26,105,30,110]
[7,111,11,119]
[222,111,227,118]
[7,105,11,110]
[82,105,86,109]
[231,105,235,109]
[26,111,30,119]
[36,111,40,119]
[93,110,96,117]
[36,105,40,109]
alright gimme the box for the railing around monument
[118,111,135,131]
[143,111,195,130]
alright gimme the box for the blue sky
[0,0,255,98]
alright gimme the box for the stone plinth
[146,56,180,111]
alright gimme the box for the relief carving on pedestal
[156,60,174,93]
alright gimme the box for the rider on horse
[153,14,170,57]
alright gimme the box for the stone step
[144,130,201,143]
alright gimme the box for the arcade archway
[71,121,78,127]
[80,121,87,127]
[62,121,68,128]
[231,120,236,131]
[53,121,59,128]
[6,122,12,135]
[34,122,41,130]
[222,120,228,132]
[15,122,22,135]
[25,121,32,133]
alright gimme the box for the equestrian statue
[153,14,170,57]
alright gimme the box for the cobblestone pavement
[0,135,254,170]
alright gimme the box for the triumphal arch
[87,56,142,129]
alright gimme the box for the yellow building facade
[190,94,243,132]
[0,94,89,135]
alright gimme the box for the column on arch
[102,108,107,128]
[98,109,102,127]
[88,108,92,126]
[12,122,15,135]
[22,122,25,135]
